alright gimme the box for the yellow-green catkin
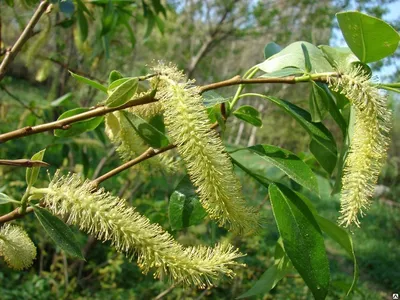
[42,172,244,287]
[152,63,259,234]
[328,66,391,227]
[0,224,37,270]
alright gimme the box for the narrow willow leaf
[301,43,312,73]
[33,206,84,259]
[26,149,46,187]
[106,78,138,107]
[168,176,207,231]
[121,111,169,148]
[202,91,231,107]
[108,70,124,85]
[108,77,133,92]
[233,105,262,127]
[77,9,88,41]
[309,81,329,122]
[259,95,337,174]
[232,144,318,194]
[316,216,358,295]
[337,11,400,63]
[0,193,19,205]
[69,71,107,93]
[54,108,104,138]
[269,183,330,300]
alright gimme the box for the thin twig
[153,280,182,300]
[0,159,50,168]
[0,207,34,224]
[0,0,50,82]
[0,93,157,143]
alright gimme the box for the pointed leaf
[233,105,262,127]
[202,91,231,107]
[108,70,124,85]
[337,11,400,63]
[106,78,138,107]
[26,149,46,186]
[54,108,104,138]
[0,193,19,205]
[269,183,330,299]
[69,71,107,93]
[33,206,84,259]
[309,82,329,122]
[264,42,282,59]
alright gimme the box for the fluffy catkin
[328,66,391,227]
[42,172,244,287]
[0,224,37,270]
[152,63,259,234]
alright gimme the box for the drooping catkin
[0,224,37,270]
[151,63,260,234]
[328,66,391,227]
[42,171,244,287]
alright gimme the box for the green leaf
[0,193,19,205]
[50,93,73,107]
[257,41,333,74]
[315,216,358,295]
[258,95,337,174]
[202,91,231,107]
[301,43,312,73]
[232,144,318,194]
[54,108,104,138]
[105,77,138,107]
[108,70,124,85]
[168,176,207,231]
[259,67,304,78]
[69,71,107,93]
[264,42,282,59]
[33,206,84,259]
[230,156,271,188]
[108,77,132,92]
[309,82,329,122]
[269,183,330,299]
[26,149,46,187]
[320,84,347,136]
[237,239,292,299]
[337,11,400,63]
[77,9,88,41]
[5,0,14,7]
[121,111,169,148]
[319,45,359,68]
[233,105,262,127]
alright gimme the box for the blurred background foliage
[0,0,399,299]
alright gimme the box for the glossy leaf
[34,206,84,259]
[105,77,138,107]
[233,105,262,127]
[232,144,318,194]
[26,149,46,187]
[54,108,104,138]
[168,176,207,231]
[261,95,337,174]
[320,84,347,136]
[337,11,400,63]
[269,183,330,299]
[0,193,19,205]
[202,91,231,107]
[121,111,169,148]
[259,67,304,78]
[309,81,329,122]
[69,71,107,93]
[108,70,124,85]
[319,45,359,68]
[258,41,333,74]
[264,42,282,59]
[316,215,358,295]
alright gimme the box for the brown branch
[0,207,34,224]
[0,159,50,168]
[0,0,50,82]
[0,93,157,143]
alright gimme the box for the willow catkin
[151,63,260,234]
[328,66,391,227]
[0,224,37,270]
[42,171,244,287]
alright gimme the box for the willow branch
[0,159,50,168]
[0,0,50,82]
[0,93,157,144]
[0,207,34,224]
